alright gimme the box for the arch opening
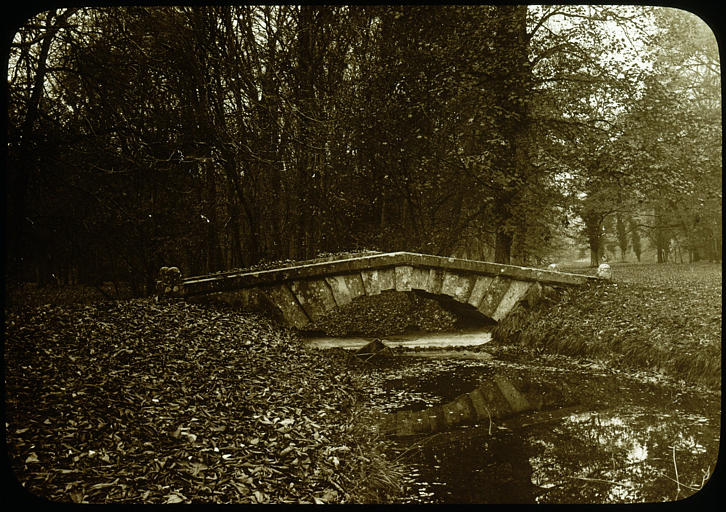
[301,290,495,338]
[411,290,497,329]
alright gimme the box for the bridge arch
[265,267,535,329]
[179,253,596,330]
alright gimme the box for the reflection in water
[396,424,540,503]
[361,347,720,504]
[394,406,718,504]
[523,407,717,503]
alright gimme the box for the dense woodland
[6,5,721,295]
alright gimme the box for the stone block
[597,263,612,280]
[290,279,337,321]
[441,271,475,303]
[494,374,530,413]
[354,339,392,360]
[468,388,494,421]
[426,268,446,294]
[442,401,466,428]
[157,266,183,296]
[477,277,512,318]
[411,411,431,434]
[395,410,415,437]
[378,267,396,292]
[360,268,396,296]
[491,280,533,322]
[394,265,414,291]
[467,275,494,308]
[474,380,514,418]
[360,270,379,295]
[262,284,311,329]
[426,405,447,433]
[452,394,477,423]
[324,274,364,306]
[344,274,367,300]
[523,282,544,308]
[441,400,474,427]
[408,267,431,291]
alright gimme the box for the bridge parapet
[176,252,599,329]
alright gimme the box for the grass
[492,261,721,390]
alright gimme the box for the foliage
[6,6,720,291]
[4,299,405,503]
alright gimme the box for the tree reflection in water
[392,405,717,504]
[364,346,719,504]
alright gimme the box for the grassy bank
[4,298,404,504]
[492,262,721,390]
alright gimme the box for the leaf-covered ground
[492,262,721,390]
[307,291,459,337]
[4,299,403,504]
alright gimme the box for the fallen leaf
[165,493,186,504]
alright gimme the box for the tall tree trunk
[628,216,642,262]
[616,213,628,261]
[204,163,222,272]
[495,231,513,265]
[583,210,603,267]
[654,204,669,264]
[293,5,318,260]
[492,5,531,265]
[9,9,76,279]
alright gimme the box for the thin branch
[571,476,634,488]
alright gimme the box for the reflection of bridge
[376,372,578,437]
[179,252,598,329]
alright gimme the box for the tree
[7,6,718,294]
[615,213,629,261]
[629,216,642,262]
[7,8,79,283]
[618,8,720,263]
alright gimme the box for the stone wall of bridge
[179,252,597,329]
[188,266,547,329]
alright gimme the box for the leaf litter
[5,298,400,504]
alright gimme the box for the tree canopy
[6,5,720,293]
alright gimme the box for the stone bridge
[174,252,597,329]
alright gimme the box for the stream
[303,329,721,504]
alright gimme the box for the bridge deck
[181,252,597,297]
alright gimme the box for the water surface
[315,332,720,504]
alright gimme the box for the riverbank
[4,299,404,504]
[491,262,721,390]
